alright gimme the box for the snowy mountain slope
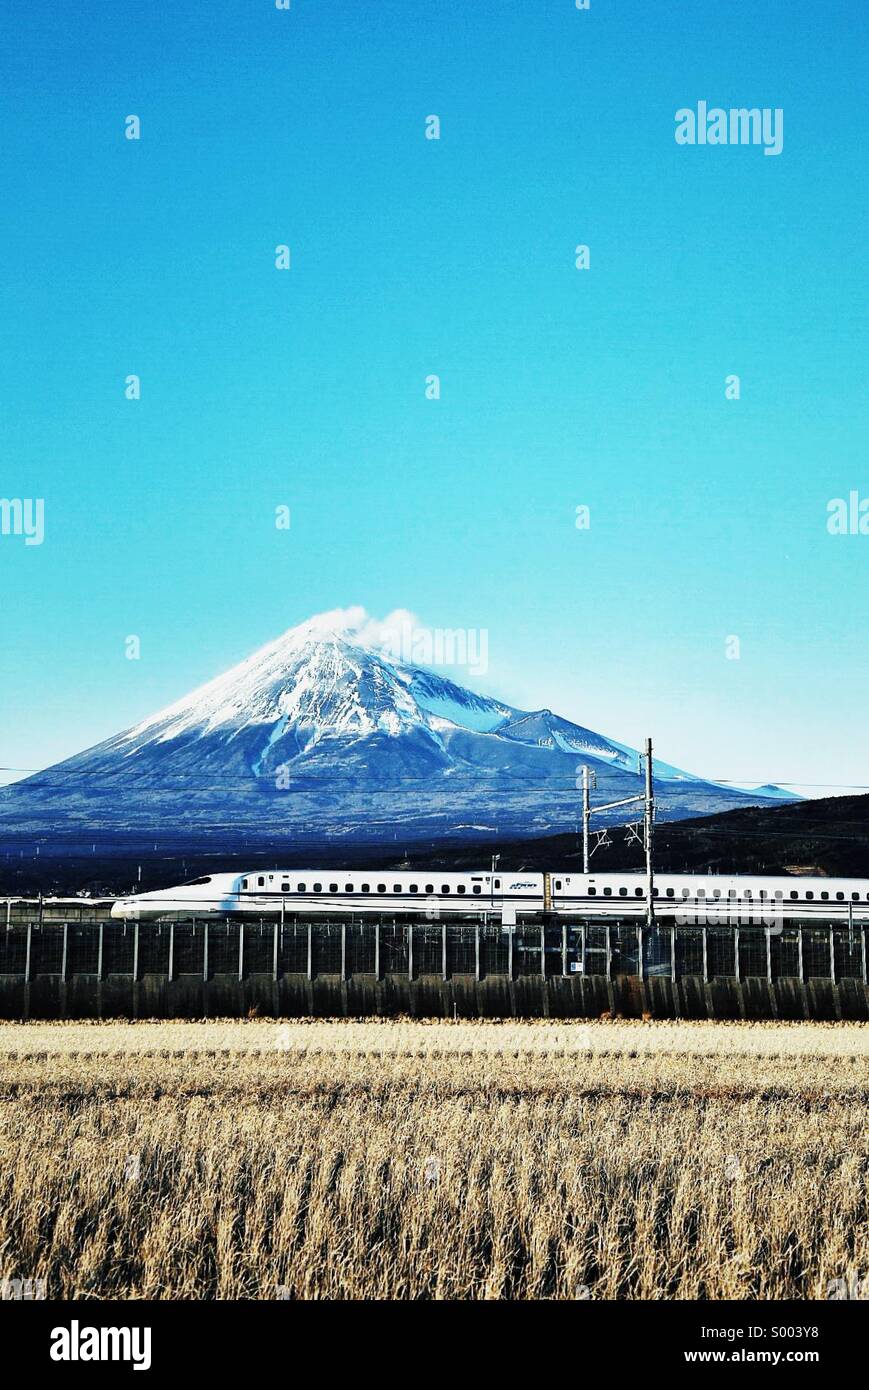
[0,611,794,844]
[746,783,800,801]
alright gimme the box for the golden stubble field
[0,1018,867,1300]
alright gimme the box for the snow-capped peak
[110,609,710,788]
[4,608,793,845]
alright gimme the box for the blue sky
[1,0,867,797]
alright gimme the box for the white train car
[110,868,869,923]
[551,872,869,922]
[110,870,543,922]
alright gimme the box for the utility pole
[644,737,655,925]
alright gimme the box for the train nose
[110,899,138,920]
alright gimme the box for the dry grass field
[0,1018,867,1300]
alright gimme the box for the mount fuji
[0,610,794,851]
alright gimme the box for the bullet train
[110,869,869,923]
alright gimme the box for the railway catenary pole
[579,744,654,897]
[581,767,593,874]
[644,737,655,926]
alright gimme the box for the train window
[345,883,354,893]
[329,883,339,893]
[652,888,659,898]
[361,883,370,893]
[241,879,248,890]
[457,885,466,895]
[313,882,322,892]
[635,888,644,897]
[790,891,798,900]
[425,884,434,894]
[713,890,721,900]
[821,892,829,901]
[409,885,419,894]
[588,887,596,896]
[775,891,783,900]
[555,879,562,890]
[494,879,501,889]
[619,887,628,897]
[441,885,451,894]
[682,888,690,899]
[603,888,612,897]
[836,892,844,901]
[666,888,675,898]
[698,889,706,899]
[806,891,815,900]
[393,884,401,893]
[744,890,752,899]
[728,889,737,899]
[377,884,386,894]
[257,877,265,887]
[759,890,767,900]
[472,886,481,895]
[297,883,306,892]
[852,892,860,901]
[281,884,289,893]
